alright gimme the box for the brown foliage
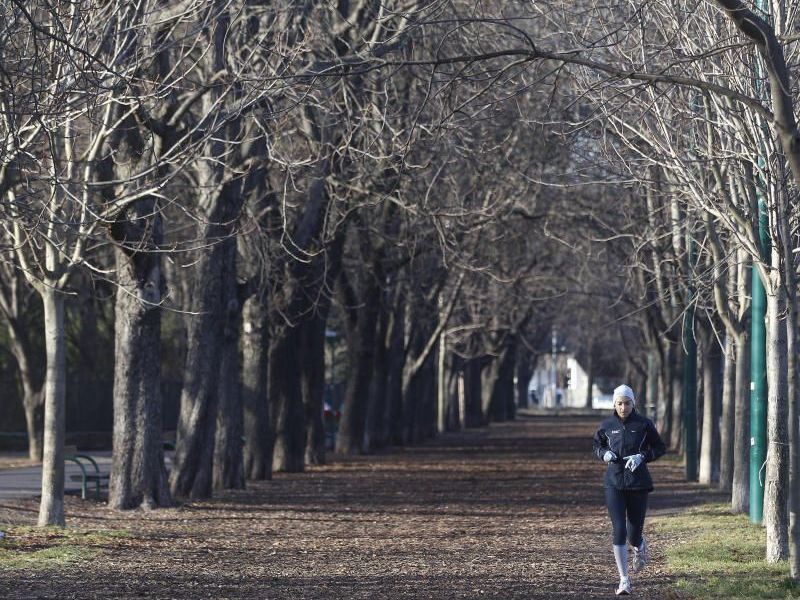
[0,415,723,599]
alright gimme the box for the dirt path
[0,414,722,599]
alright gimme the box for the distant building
[527,352,613,409]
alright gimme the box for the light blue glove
[603,451,617,463]
[624,454,645,471]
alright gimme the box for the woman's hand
[623,454,645,471]
[603,451,617,463]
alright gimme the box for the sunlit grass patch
[0,525,130,570]
[653,503,800,599]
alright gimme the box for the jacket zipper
[622,421,628,489]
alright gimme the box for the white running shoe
[616,577,632,595]
[617,577,631,596]
[633,538,649,573]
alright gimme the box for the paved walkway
[0,415,724,599]
[0,452,112,499]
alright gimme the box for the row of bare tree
[3,0,800,579]
[0,1,587,528]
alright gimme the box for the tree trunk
[302,315,328,465]
[670,371,683,454]
[585,345,595,410]
[719,333,736,492]
[699,332,721,485]
[401,352,422,442]
[463,357,484,428]
[23,389,44,463]
[647,351,658,423]
[658,344,673,445]
[446,358,461,430]
[213,237,245,491]
[5,321,44,462]
[731,331,750,513]
[270,234,343,470]
[37,287,66,526]
[365,306,390,452]
[171,187,243,498]
[788,271,800,577]
[109,226,171,509]
[336,275,379,454]
[481,356,499,420]
[516,349,532,410]
[764,278,789,562]
[437,330,447,433]
[302,234,345,465]
[505,341,518,420]
[386,301,406,445]
[416,357,438,440]
[486,340,517,422]
[242,294,271,481]
[269,329,306,472]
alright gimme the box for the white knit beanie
[613,384,636,406]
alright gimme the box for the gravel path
[0,414,721,599]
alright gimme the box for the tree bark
[302,315,328,465]
[22,388,44,463]
[269,329,306,473]
[437,328,447,433]
[515,348,532,410]
[386,299,406,445]
[364,305,390,452]
[241,294,271,481]
[213,237,245,491]
[302,234,345,465]
[764,277,789,562]
[444,356,461,430]
[171,185,244,498]
[719,333,736,492]
[6,322,44,462]
[657,343,673,446]
[699,331,721,485]
[585,343,595,410]
[336,271,379,454]
[481,355,498,420]
[37,287,66,526]
[485,339,517,422]
[109,208,171,510]
[788,268,800,577]
[731,331,750,513]
[266,167,332,471]
[416,357,438,440]
[0,268,46,461]
[463,357,485,428]
[401,336,425,442]
[670,369,683,454]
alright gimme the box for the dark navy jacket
[592,411,666,491]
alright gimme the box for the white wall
[529,353,597,408]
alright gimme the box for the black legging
[605,487,649,546]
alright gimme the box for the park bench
[64,445,109,500]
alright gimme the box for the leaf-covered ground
[0,414,723,599]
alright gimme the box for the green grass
[652,503,800,599]
[0,525,130,570]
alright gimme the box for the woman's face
[614,396,633,419]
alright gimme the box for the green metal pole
[749,0,769,525]
[683,233,698,482]
[750,197,769,524]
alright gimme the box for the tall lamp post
[749,0,770,525]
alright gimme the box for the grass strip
[652,503,800,599]
[0,525,130,570]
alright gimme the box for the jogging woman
[593,384,666,596]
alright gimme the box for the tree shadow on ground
[0,415,716,599]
